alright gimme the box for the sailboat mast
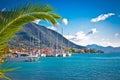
[67,33,69,53]
[29,36,31,53]
[49,30,52,54]
[61,27,63,49]
[61,27,64,54]
[38,30,40,48]
[40,31,42,53]
[57,32,58,49]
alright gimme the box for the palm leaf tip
[1,67,20,73]
[0,72,11,80]
[50,13,61,19]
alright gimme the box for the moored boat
[7,52,39,62]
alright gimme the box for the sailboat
[7,49,39,62]
[37,30,46,57]
[66,33,72,57]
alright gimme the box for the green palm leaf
[0,3,61,54]
[0,72,11,80]
[0,62,20,80]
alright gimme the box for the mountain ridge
[86,44,120,53]
[8,22,85,49]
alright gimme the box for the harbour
[4,53,120,80]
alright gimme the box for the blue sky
[0,0,120,47]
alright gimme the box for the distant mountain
[8,22,85,49]
[86,44,120,53]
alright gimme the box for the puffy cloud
[62,18,68,25]
[33,19,41,24]
[99,41,120,47]
[65,32,120,47]
[64,31,90,46]
[91,13,115,22]
[64,32,91,46]
[91,28,97,34]
[48,26,57,31]
[74,31,89,40]
[64,28,98,46]
[65,31,89,41]
[87,28,97,35]
[100,41,111,47]
[64,29,120,47]
[99,38,120,47]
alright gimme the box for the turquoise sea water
[4,53,120,80]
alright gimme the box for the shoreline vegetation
[69,48,104,53]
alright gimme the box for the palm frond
[0,72,11,80]
[0,3,61,54]
[0,67,20,73]
[0,62,20,80]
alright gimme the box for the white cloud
[64,28,98,46]
[91,28,97,34]
[64,31,89,42]
[98,38,120,47]
[87,28,97,35]
[33,19,41,24]
[64,31,120,47]
[100,41,111,47]
[91,13,115,22]
[99,41,120,47]
[62,18,68,25]
[115,33,119,37]
[64,31,91,46]
[48,26,57,31]
[75,31,89,40]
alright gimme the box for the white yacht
[62,53,66,57]
[66,53,71,56]
[40,53,46,57]
[66,52,72,56]
[7,52,39,62]
[55,53,59,57]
